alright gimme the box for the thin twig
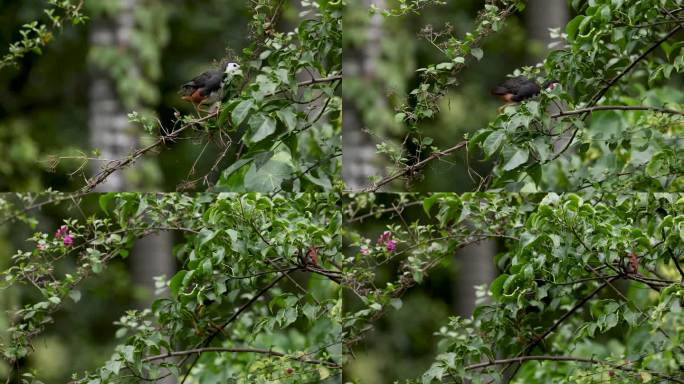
[552,24,682,160]
[357,141,468,192]
[179,273,288,384]
[503,277,617,381]
[467,355,684,383]
[552,105,684,118]
[143,346,341,369]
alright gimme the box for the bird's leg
[209,101,221,115]
[211,101,228,147]
[193,103,205,119]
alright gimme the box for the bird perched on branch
[491,76,559,106]
[298,246,319,268]
[179,61,241,112]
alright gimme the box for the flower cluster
[55,225,73,246]
[360,230,398,255]
[377,231,397,252]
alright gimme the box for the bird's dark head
[542,79,560,91]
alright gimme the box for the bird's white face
[225,63,240,73]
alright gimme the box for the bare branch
[466,355,684,384]
[552,105,684,118]
[143,346,341,369]
[357,141,468,192]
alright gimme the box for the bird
[490,76,559,104]
[298,246,319,268]
[179,62,241,113]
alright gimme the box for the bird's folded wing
[512,82,540,101]
[178,71,214,95]
[490,85,510,95]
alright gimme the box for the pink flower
[37,243,46,251]
[386,240,397,252]
[360,246,369,255]
[63,235,73,246]
[55,225,69,239]
[377,231,392,245]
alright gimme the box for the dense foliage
[0,192,342,383]
[344,192,684,383]
[0,0,341,193]
[358,0,684,192]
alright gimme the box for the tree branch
[503,277,617,381]
[143,346,341,369]
[587,26,682,107]
[179,272,289,384]
[81,75,342,192]
[552,24,683,160]
[466,355,684,383]
[552,105,684,118]
[357,141,468,192]
[667,248,684,281]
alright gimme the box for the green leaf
[566,15,584,41]
[248,113,277,144]
[120,345,135,362]
[482,130,504,157]
[282,306,298,327]
[201,258,213,275]
[422,364,445,383]
[169,270,187,296]
[199,228,217,245]
[490,274,509,298]
[305,172,332,190]
[276,108,297,131]
[244,150,295,192]
[302,303,317,322]
[503,147,529,171]
[527,163,542,186]
[623,308,639,326]
[231,99,254,126]
[218,102,235,130]
[423,195,439,216]
[221,158,254,179]
[98,193,116,215]
[68,290,82,303]
[436,62,454,70]
[105,359,123,375]
[471,47,483,60]
[599,5,611,21]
